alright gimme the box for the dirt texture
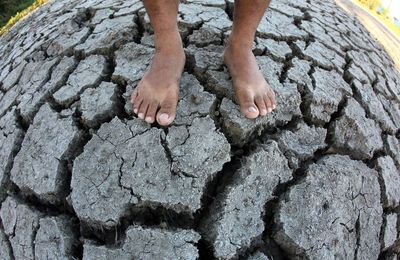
[0,0,399,259]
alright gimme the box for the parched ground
[336,0,400,71]
[0,0,399,259]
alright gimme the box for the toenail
[145,117,153,123]
[267,107,272,113]
[273,104,276,109]
[248,107,257,113]
[134,108,138,114]
[160,113,169,120]
[262,109,267,114]
[138,113,144,119]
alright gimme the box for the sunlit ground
[353,0,400,38]
[336,0,400,71]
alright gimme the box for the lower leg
[131,0,185,126]
[224,0,276,119]
[229,0,271,48]
[143,0,181,53]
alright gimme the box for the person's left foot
[130,31,185,126]
[223,42,277,119]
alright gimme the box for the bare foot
[223,43,277,119]
[131,36,185,126]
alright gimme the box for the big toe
[240,100,259,119]
[156,99,177,126]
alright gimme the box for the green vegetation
[0,0,36,26]
[356,0,400,37]
[0,0,48,35]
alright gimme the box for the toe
[157,99,177,126]
[264,94,273,114]
[240,100,259,119]
[132,96,143,115]
[268,88,276,110]
[238,92,259,119]
[145,101,159,124]
[131,89,139,104]
[255,96,267,116]
[138,101,149,120]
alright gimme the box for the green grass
[0,0,35,26]
[0,0,48,35]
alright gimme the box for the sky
[381,0,400,18]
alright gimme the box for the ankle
[154,45,185,63]
[225,34,254,51]
[224,42,253,61]
[154,29,183,53]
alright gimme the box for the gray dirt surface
[0,0,399,259]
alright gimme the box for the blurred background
[0,0,46,33]
[336,0,400,70]
[369,0,400,31]
[0,0,36,27]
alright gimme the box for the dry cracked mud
[0,0,399,259]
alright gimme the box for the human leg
[223,0,276,119]
[131,0,185,125]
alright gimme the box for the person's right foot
[131,34,185,126]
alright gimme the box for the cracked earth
[0,0,399,259]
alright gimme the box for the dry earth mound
[0,0,399,259]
